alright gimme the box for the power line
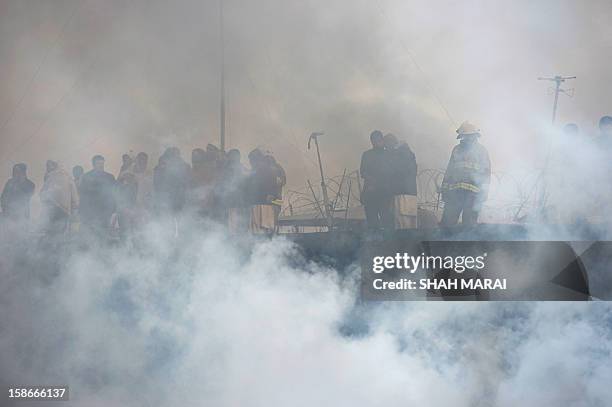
[373,0,456,127]
[0,50,104,168]
[0,1,84,137]
[0,1,113,167]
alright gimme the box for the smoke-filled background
[2,1,612,406]
[2,225,612,406]
[2,0,612,190]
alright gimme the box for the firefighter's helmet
[456,121,481,138]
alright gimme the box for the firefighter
[440,121,491,227]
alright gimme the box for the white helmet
[456,121,481,138]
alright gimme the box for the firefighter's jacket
[441,138,491,202]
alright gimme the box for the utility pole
[537,75,576,124]
[308,132,333,230]
[219,0,226,151]
[536,75,576,216]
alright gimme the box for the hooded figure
[40,161,79,236]
[440,121,491,227]
[383,133,418,229]
[1,163,35,221]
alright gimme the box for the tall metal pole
[219,0,226,151]
[536,75,576,215]
[538,75,576,125]
[551,78,561,124]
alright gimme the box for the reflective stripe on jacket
[442,181,480,193]
[441,139,491,200]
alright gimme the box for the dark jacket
[220,161,247,208]
[1,178,35,219]
[79,169,117,225]
[116,172,138,211]
[154,157,191,214]
[359,147,390,204]
[247,165,282,206]
[269,160,286,203]
[387,143,417,196]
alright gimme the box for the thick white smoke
[1,225,611,406]
[2,1,612,405]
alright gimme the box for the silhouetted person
[597,116,612,147]
[563,122,579,136]
[265,155,286,203]
[118,153,134,179]
[191,148,206,172]
[72,165,84,190]
[79,155,116,237]
[246,149,284,234]
[207,144,226,220]
[440,121,491,227]
[360,130,391,230]
[1,163,35,222]
[190,147,220,218]
[40,161,78,237]
[154,147,191,216]
[70,165,84,233]
[384,133,418,229]
[133,152,153,223]
[221,149,248,231]
[116,169,138,241]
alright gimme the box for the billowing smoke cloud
[1,224,612,406]
[2,2,612,405]
[2,0,612,194]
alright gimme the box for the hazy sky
[1,0,612,191]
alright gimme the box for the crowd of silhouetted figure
[3,114,612,243]
[0,144,286,243]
